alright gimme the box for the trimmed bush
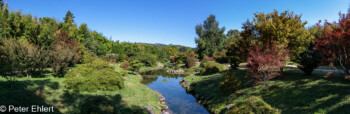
[200,61,224,75]
[226,96,280,114]
[64,59,124,92]
[219,70,241,93]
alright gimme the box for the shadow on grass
[0,79,61,113]
[0,78,149,114]
[261,69,350,114]
[61,91,148,114]
[187,68,350,113]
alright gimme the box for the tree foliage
[297,43,322,75]
[51,31,81,77]
[315,13,350,75]
[246,45,288,92]
[195,14,226,59]
[63,10,75,24]
[242,10,312,61]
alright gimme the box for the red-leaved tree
[247,45,288,92]
[315,13,350,75]
[51,31,81,77]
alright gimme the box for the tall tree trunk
[280,67,284,76]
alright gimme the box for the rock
[140,105,155,114]
[161,101,166,105]
[161,111,169,114]
[159,94,166,102]
[153,93,166,102]
[345,75,350,81]
[226,104,234,110]
[179,80,189,88]
[162,106,169,110]
[221,104,237,114]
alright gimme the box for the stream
[141,75,209,114]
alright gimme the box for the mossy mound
[226,96,280,114]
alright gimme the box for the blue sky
[7,0,349,47]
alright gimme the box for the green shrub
[130,53,157,66]
[226,96,280,114]
[219,70,241,93]
[296,44,322,75]
[80,51,97,64]
[64,59,124,92]
[128,60,144,72]
[200,61,224,75]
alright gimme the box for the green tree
[0,5,10,39]
[162,46,178,57]
[226,29,251,69]
[63,10,75,24]
[296,43,322,75]
[37,17,58,47]
[242,10,312,61]
[78,24,99,53]
[195,14,226,59]
[0,0,4,8]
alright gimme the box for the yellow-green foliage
[226,96,280,114]
[64,59,124,92]
[200,61,224,75]
[219,70,241,92]
[120,70,128,76]
[80,51,97,64]
[183,68,196,76]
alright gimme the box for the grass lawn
[0,65,165,113]
[183,68,350,114]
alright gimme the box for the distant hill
[138,42,195,51]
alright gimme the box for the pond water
[141,75,209,114]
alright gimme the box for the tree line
[0,1,194,80]
[195,9,350,92]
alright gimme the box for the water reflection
[141,71,209,114]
